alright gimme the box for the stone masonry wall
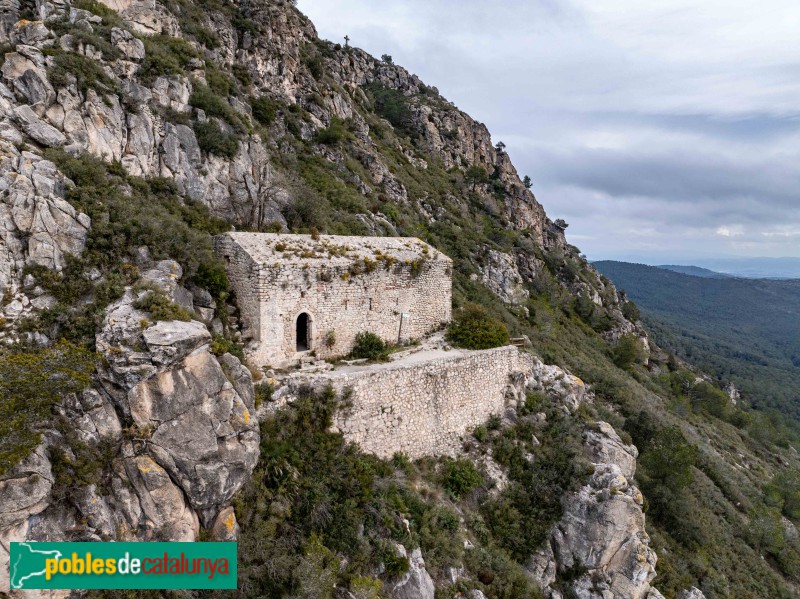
[256,258,452,367]
[283,347,537,459]
[215,235,262,341]
[216,233,452,368]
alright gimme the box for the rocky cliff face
[0,0,640,338]
[0,0,658,596]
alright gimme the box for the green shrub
[205,67,236,97]
[315,117,348,145]
[254,382,274,408]
[301,46,325,80]
[764,470,800,522]
[233,64,252,88]
[210,335,246,361]
[189,82,244,131]
[391,451,413,475]
[190,26,220,49]
[350,331,389,361]
[622,300,640,322]
[446,304,509,350]
[72,0,123,26]
[573,293,595,322]
[132,287,192,322]
[442,458,483,499]
[193,261,229,301]
[365,82,416,135]
[691,381,733,419]
[193,121,239,158]
[349,577,382,599]
[139,35,198,84]
[465,165,490,190]
[612,333,642,369]
[463,546,543,599]
[251,96,278,126]
[380,545,410,577]
[473,425,489,442]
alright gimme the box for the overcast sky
[298,0,800,262]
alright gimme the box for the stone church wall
[216,233,452,368]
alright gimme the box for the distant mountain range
[625,257,800,279]
[594,260,800,420]
[657,264,732,278]
[695,257,800,279]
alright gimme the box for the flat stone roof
[220,233,451,267]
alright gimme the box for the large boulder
[62,389,123,445]
[110,27,144,61]
[119,453,198,541]
[480,247,529,306]
[585,422,638,479]
[525,358,587,412]
[1,48,55,109]
[128,349,258,520]
[210,506,239,542]
[96,266,259,526]
[142,319,211,365]
[13,104,65,146]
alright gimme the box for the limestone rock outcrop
[391,545,435,599]
[480,247,529,306]
[0,444,52,531]
[531,422,658,599]
[96,261,259,526]
[0,140,89,322]
[524,357,587,413]
[0,261,259,594]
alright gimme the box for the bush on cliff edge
[447,304,510,350]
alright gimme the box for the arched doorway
[296,313,310,352]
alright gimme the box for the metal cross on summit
[344,35,350,47]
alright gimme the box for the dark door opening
[296,313,310,352]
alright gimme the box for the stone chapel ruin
[217,232,582,460]
[215,232,453,368]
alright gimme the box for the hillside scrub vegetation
[0,341,96,475]
[229,386,546,599]
[18,150,230,349]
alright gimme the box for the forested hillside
[595,260,800,422]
